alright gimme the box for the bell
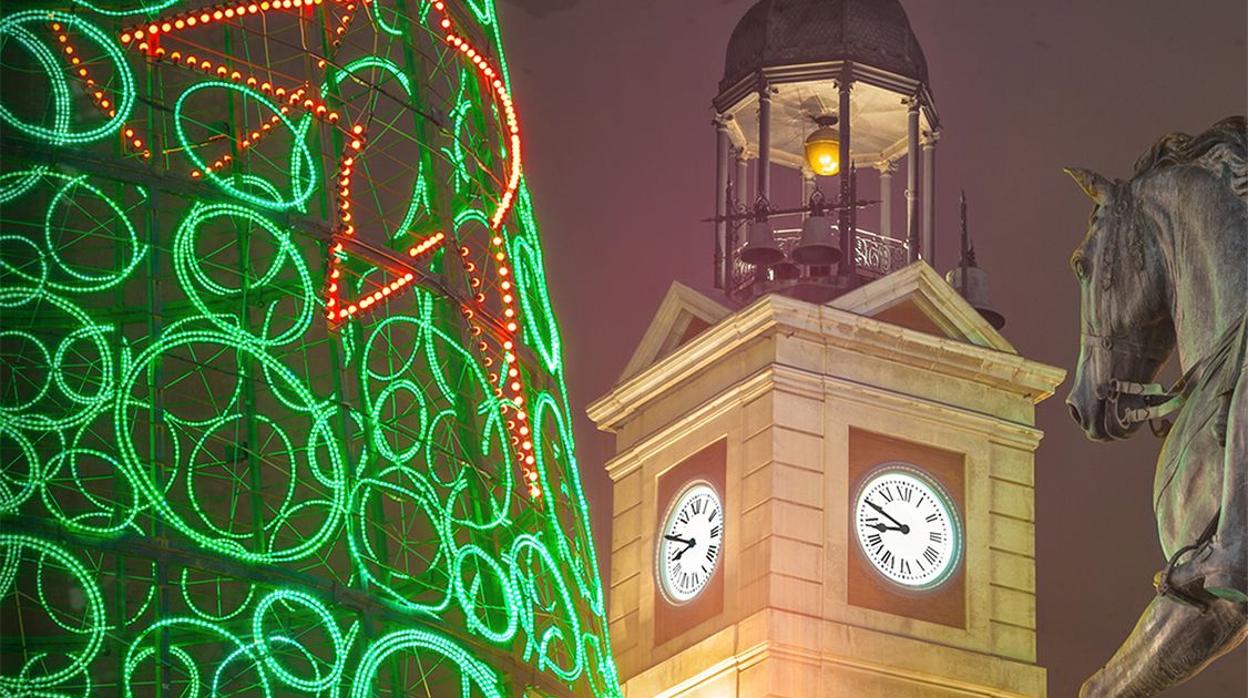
[772,256,801,280]
[946,265,1006,330]
[792,213,841,266]
[740,219,784,267]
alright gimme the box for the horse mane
[1133,116,1247,198]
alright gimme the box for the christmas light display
[0,1,620,695]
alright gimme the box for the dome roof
[721,0,929,92]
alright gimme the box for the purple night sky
[497,0,1247,694]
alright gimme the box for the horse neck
[1146,168,1247,371]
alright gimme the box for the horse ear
[1063,167,1111,204]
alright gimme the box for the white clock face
[854,465,962,590]
[657,482,723,604]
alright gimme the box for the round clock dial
[657,482,723,604]
[854,465,962,590]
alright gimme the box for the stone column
[837,72,854,276]
[757,79,771,202]
[801,168,815,219]
[714,116,730,289]
[878,160,896,239]
[905,96,921,263]
[732,148,749,272]
[921,130,939,264]
[734,147,749,207]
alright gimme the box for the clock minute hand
[664,534,694,546]
[865,499,910,534]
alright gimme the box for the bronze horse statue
[1065,116,1247,697]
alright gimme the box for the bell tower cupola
[712,0,941,305]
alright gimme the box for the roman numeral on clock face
[660,483,723,602]
[855,469,960,589]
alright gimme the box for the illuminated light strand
[322,1,362,65]
[323,133,447,323]
[116,11,352,181]
[119,0,331,44]
[130,55,318,166]
[49,22,151,159]
[0,1,621,694]
[0,10,136,145]
[430,0,538,496]
[173,80,319,210]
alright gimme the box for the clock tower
[587,1,1067,694]
[588,268,1065,696]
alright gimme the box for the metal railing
[729,226,909,295]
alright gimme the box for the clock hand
[868,522,908,533]
[671,537,697,561]
[664,534,694,546]
[865,499,910,534]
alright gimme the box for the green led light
[0,12,134,145]
[0,2,620,696]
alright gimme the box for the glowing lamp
[803,115,841,176]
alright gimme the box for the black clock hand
[667,535,697,561]
[868,522,908,533]
[865,499,910,534]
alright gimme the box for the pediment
[619,282,732,382]
[830,261,1016,354]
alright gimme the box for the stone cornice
[601,360,1048,482]
[588,293,1067,435]
[624,609,1044,698]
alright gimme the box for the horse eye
[1073,257,1088,280]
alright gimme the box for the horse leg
[1083,376,1248,697]
[1166,372,1248,601]
[1208,372,1247,597]
[1079,596,1248,697]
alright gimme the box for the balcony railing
[729,226,909,297]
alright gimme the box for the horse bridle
[1080,326,1179,432]
[1078,195,1184,431]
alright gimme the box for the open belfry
[587,0,1067,695]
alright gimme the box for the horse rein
[1081,326,1179,433]
[1097,316,1246,435]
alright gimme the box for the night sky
[496,0,1247,694]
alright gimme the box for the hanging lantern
[804,115,840,176]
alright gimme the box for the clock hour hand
[665,534,697,560]
[868,522,908,533]
[865,499,910,534]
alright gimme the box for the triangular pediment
[830,261,1016,354]
[619,282,732,382]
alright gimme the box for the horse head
[1064,167,1176,441]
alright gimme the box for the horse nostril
[1067,402,1084,427]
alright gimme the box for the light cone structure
[0,2,619,696]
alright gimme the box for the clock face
[854,465,962,590]
[657,482,723,604]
